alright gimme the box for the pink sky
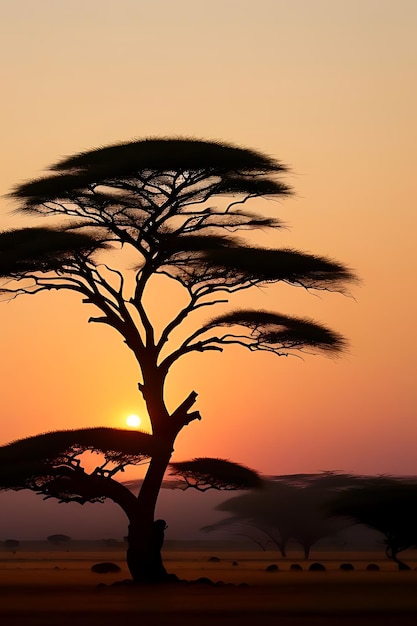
[0,0,416,480]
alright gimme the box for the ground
[1,542,417,625]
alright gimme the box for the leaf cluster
[169,457,262,491]
[0,427,159,498]
[203,310,346,355]
[204,475,353,555]
[0,227,106,277]
[159,234,355,293]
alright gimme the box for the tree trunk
[126,362,198,582]
[126,446,175,583]
[127,518,169,582]
[386,545,411,571]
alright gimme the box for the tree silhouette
[47,534,72,545]
[327,477,417,570]
[203,474,353,558]
[0,137,355,582]
[3,539,20,554]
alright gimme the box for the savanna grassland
[1,542,417,625]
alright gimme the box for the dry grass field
[1,544,417,625]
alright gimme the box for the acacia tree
[0,138,355,582]
[327,478,417,570]
[203,474,353,558]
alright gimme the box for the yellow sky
[0,0,416,476]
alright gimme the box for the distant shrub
[208,556,221,562]
[289,563,303,571]
[91,562,121,574]
[339,563,354,571]
[265,564,279,572]
[193,577,215,586]
[366,563,380,571]
[47,534,71,545]
[3,539,20,553]
[308,562,326,571]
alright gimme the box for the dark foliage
[366,563,380,571]
[265,564,279,572]
[0,427,158,468]
[3,138,355,362]
[0,428,161,503]
[91,562,121,573]
[48,138,288,176]
[0,428,259,513]
[327,478,417,566]
[159,235,355,312]
[169,458,262,491]
[309,562,326,571]
[203,473,355,558]
[3,539,20,551]
[203,310,346,355]
[289,563,303,571]
[0,227,106,277]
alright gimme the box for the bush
[265,564,279,572]
[91,562,121,574]
[308,562,326,572]
[289,563,303,571]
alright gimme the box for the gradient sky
[0,0,416,491]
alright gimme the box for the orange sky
[0,0,416,478]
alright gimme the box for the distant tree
[47,534,72,545]
[3,539,20,553]
[0,138,354,582]
[327,477,417,570]
[203,474,354,558]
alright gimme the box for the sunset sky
[0,0,416,503]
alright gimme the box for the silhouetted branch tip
[169,458,262,491]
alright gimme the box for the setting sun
[126,414,141,428]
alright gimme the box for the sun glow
[126,414,141,428]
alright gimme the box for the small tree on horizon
[0,137,355,582]
[3,539,20,554]
[47,534,72,545]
